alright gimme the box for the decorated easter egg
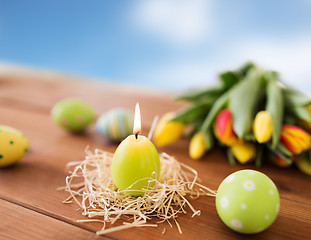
[0,125,29,167]
[96,108,133,142]
[51,98,95,132]
[216,170,280,234]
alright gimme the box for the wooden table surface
[0,66,310,240]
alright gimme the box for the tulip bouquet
[153,62,311,175]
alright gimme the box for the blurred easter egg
[0,125,29,167]
[51,98,95,132]
[216,170,280,234]
[96,108,133,142]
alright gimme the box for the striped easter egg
[96,108,133,142]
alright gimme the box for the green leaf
[235,61,257,78]
[266,142,292,157]
[276,142,292,157]
[173,102,211,124]
[203,129,214,150]
[219,71,240,90]
[284,87,311,106]
[229,69,266,138]
[284,87,311,121]
[269,149,292,165]
[286,105,311,121]
[201,90,231,132]
[265,73,284,149]
[175,87,224,102]
[283,115,296,124]
[279,154,292,164]
[199,94,223,105]
[243,132,256,141]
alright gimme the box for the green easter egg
[96,108,133,142]
[216,170,280,234]
[51,98,95,132]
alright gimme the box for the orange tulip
[271,153,292,167]
[214,109,236,146]
[280,124,311,155]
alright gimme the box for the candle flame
[133,103,141,135]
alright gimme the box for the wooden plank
[1,98,310,204]
[0,73,310,239]
[0,108,309,240]
[0,70,181,120]
[0,199,108,240]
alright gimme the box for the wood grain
[0,67,310,240]
[0,199,108,240]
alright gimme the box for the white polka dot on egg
[220,197,229,209]
[240,203,247,210]
[224,175,235,183]
[231,219,243,229]
[243,180,256,191]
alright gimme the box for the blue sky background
[1,0,311,93]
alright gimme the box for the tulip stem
[255,145,264,167]
[201,91,231,132]
[226,149,236,165]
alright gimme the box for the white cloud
[235,35,311,96]
[138,34,311,95]
[131,0,212,45]
[139,60,221,91]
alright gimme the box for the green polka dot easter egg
[216,170,280,234]
[51,98,95,132]
[0,125,29,167]
[96,108,133,142]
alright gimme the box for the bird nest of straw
[59,148,216,235]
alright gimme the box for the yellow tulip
[253,111,273,143]
[295,157,311,176]
[231,140,256,164]
[189,132,206,160]
[153,112,184,147]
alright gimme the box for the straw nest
[60,148,216,235]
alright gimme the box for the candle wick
[135,133,138,139]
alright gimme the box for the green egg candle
[51,98,95,132]
[216,170,280,234]
[111,103,161,196]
